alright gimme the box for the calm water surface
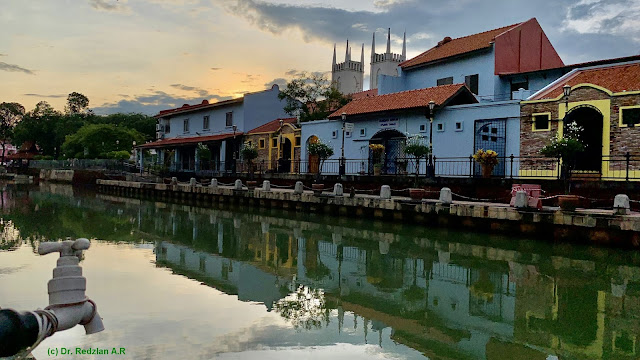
[1,183,640,360]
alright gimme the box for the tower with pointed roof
[331,40,364,95]
[369,28,406,90]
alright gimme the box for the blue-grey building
[301,18,567,177]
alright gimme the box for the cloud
[0,54,6,57]
[0,62,35,74]
[23,93,65,98]
[93,90,234,115]
[88,0,131,13]
[563,0,640,42]
[210,67,222,71]
[170,83,212,97]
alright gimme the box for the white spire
[345,39,349,62]
[360,43,364,72]
[332,43,336,68]
[386,28,391,54]
[402,31,406,60]
[371,32,376,62]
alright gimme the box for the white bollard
[170,177,178,186]
[379,241,390,255]
[332,233,342,245]
[334,183,343,196]
[190,177,197,186]
[209,178,218,189]
[261,222,270,234]
[294,181,304,195]
[514,190,528,208]
[380,185,391,200]
[439,187,452,204]
[234,179,243,190]
[262,180,271,191]
[614,194,630,215]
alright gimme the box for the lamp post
[427,100,436,177]
[232,124,238,173]
[563,84,571,115]
[340,112,346,176]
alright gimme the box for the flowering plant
[369,144,385,165]
[539,121,584,161]
[473,149,499,166]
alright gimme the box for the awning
[138,132,243,149]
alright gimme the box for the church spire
[332,43,336,68]
[386,28,391,54]
[371,32,376,62]
[402,31,406,60]
[345,39,350,62]
[360,43,364,70]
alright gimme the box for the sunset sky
[2,0,639,115]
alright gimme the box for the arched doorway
[278,137,292,173]
[565,106,603,172]
[369,130,406,174]
[307,136,319,174]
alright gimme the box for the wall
[370,58,401,89]
[164,102,244,139]
[243,85,290,132]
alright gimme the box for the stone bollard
[332,233,342,245]
[209,178,218,189]
[334,183,343,196]
[380,185,391,200]
[190,177,197,186]
[514,190,528,208]
[294,181,304,195]
[262,180,271,191]
[614,194,630,215]
[379,241,390,255]
[439,187,452,204]
[261,222,270,234]
[234,179,243,190]
[170,177,178,186]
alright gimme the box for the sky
[1,0,639,115]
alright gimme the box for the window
[165,122,171,133]
[465,74,479,95]
[621,107,640,127]
[272,138,278,147]
[436,123,444,132]
[259,138,265,149]
[532,113,551,131]
[225,112,233,127]
[359,128,366,137]
[437,77,453,86]
[511,79,529,99]
[203,115,210,130]
[345,131,352,138]
[183,119,189,133]
[455,122,463,131]
[295,136,301,146]
[331,130,338,139]
[419,124,427,132]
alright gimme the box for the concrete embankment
[96,179,640,248]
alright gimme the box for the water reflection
[2,182,640,359]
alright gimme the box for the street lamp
[563,84,571,114]
[340,112,346,176]
[232,124,238,173]
[427,100,436,177]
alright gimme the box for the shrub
[104,150,131,160]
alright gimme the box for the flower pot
[409,188,425,200]
[312,183,324,195]
[481,164,494,178]
[246,181,258,189]
[558,195,580,211]
[373,164,382,176]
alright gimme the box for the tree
[13,102,61,158]
[92,113,156,140]
[404,135,430,176]
[278,72,351,122]
[0,102,25,163]
[65,92,90,115]
[61,123,145,159]
[307,139,334,176]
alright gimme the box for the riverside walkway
[96,179,640,248]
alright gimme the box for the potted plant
[369,144,385,176]
[307,139,334,178]
[473,149,499,178]
[540,121,585,209]
[240,141,258,175]
[197,142,211,170]
[404,134,430,177]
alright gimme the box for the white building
[331,40,364,95]
[370,28,406,90]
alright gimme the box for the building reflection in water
[3,183,640,360]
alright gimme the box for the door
[474,119,507,177]
[307,136,319,174]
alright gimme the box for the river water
[1,183,639,360]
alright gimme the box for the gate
[369,130,406,174]
[474,119,506,177]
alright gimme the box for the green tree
[278,72,351,122]
[61,123,145,159]
[0,102,25,162]
[65,92,90,115]
[13,101,61,158]
[92,113,156,140]
[307,139,334,176]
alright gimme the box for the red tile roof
[328,84,474,118]
[400,23,521,69]
[139,132,242,149]
[532,62,640,100]
[247,118,298,134]
[155,98,243,118]
[351,89,378,100]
